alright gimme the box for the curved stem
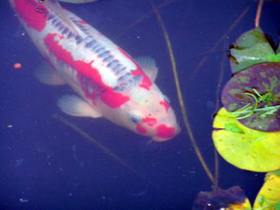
[213,150,220,191]
[150,0,215,184]
[213,52,227,190]
[52,114,145,180]
[255,0,264,28]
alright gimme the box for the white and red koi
[10,0,180,141]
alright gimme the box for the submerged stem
[52,114,145,180]
[213,150,220,190]
[150,1,215,184]
[255,0,264,27]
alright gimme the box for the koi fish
[9,0,180,141]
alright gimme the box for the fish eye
[130,115,141,124]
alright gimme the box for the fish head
[123,85,180,141]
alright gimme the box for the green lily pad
[254,171,280,209]
[230,28,280,73]
[212,108,280,172]
[221,63,280,131]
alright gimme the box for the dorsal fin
[136,56,158,82]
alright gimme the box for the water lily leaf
[253,171,280,209]
[277,44,280,54]
[212,108,280,172]
[221,63,280,131]
[230,28,280,73]
[192,186,251,210]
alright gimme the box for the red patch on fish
[156,124,176,139]
[132,68,152,90]
[79,20,87,25]
[136,124,147,134]
[142,117,157,127]
[160,100,170,111]
[44,34,105,87]
[118,48,152,90]
[100,88,129,108]
[44,33,129,108]
[14,0,48,31]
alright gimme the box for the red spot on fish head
[13,0,48,31]
[160,100,170,111]
[142,117,157,127]
[155,124,178,141]
[135,116,156,136]
[136,124,147,134]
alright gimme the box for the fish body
[10,0,180,141]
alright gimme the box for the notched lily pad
[192,186,251,210]
[221,63,280,131]
[230,27,280,73]
[212,108,280,172]
[254,171,280,209]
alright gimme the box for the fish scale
[47,8,138,92]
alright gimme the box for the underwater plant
[210,0,280,209]
[191,0,280,208]
[221,63,280,131]
[148,0,280,208]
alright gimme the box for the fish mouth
[152,124,181,142]
[135,120,180,141]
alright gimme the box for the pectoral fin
[136,56,158,82]
[35,62,66,86]
[57,95,102,118]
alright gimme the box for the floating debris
[13,62,22,70]
[192,186,251,210]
